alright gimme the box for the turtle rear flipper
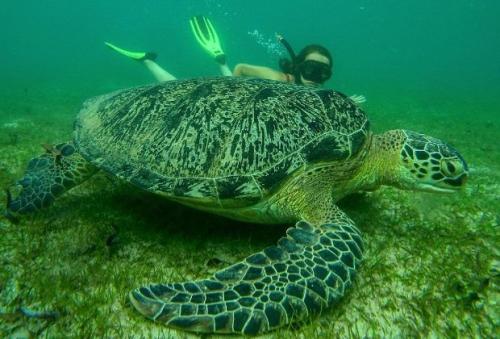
[5,142,97,220]
[130,213,363,335]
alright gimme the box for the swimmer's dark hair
[279,44,333,75]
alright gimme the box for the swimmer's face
[299,52,332,86]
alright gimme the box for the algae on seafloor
[0,88,498,338]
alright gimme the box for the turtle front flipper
[5,142,97,220]
[130,208,363,335]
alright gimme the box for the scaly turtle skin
[5,77,468,335]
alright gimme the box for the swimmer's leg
[143,59,176,82]
[219,63,233,76]
[105,42,176,82]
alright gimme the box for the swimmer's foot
[104,42,157,61]
[189,15,226,64]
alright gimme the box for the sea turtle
[5,77,468,335]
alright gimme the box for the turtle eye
[440,159,463,177]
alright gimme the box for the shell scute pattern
[215,176,261,203]
[174,178,217,199]
[314,89,369,148]
[255,154,306,193]
[75,78,368,203]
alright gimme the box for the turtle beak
[419,185,455,193]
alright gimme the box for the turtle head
[375,130,468,193]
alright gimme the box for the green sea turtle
[5,77,468,335]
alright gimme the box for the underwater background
[0,0,498,337]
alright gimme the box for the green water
[0,1,498,337]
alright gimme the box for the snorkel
[277,34,297,61]
[277,35,303,84]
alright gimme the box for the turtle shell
[75,77,369,207]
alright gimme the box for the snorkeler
[105,16,365,102]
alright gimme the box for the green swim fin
[189,15,226,64]
[104,42,157,61]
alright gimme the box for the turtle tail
[5,142,97,221]
[130,220,363,335]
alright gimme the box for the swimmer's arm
[233,63,288,81]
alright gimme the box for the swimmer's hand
[349,94,366,104]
